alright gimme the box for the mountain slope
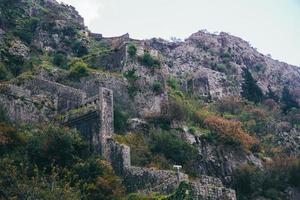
[1,0,300,200]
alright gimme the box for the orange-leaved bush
[204,116,259,151]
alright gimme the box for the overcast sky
[59,0,300,67]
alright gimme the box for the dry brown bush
[204,115,259,150]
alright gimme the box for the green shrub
[139,52,160,68]
[72,40,89,57]
[0,124,22,154]
[14,18,39,44]
[166,181,193,200]
[0,105,10,123]
[0,63,9,81]
[73,157,125,200]
[127,44,137,57]
[114,107,130,134]
[0,121,125,200]
[62,26,78,37]
[114,134,152,166]
[220,51,232,63]
[167,78,179,90]
[26,125,88,168]
[168,98,189,122]
[215,63,226,72]
[0,161,81,200]
[3,52,24,77]
[150,130,198,165]
[124,68,139,82]
[125,193,149,200]
[69,60,89,80]
[124,68,139,97]
[53,52,68,69]
[152,81,163,94]
[233,157,300,200]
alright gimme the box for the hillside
[0,0,300,199]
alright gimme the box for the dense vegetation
[1,1,300,199]
[114,76,300,199]
[0,110,124,199]
[233,157,300,200]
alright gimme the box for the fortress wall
[107,139,187,194]
[0,94,50,123]
[24,78,86,113]
[0,84,54,123]
[99,87,114,158]
[190,180,236,200]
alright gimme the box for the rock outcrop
[1,0,300,199]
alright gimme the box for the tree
[127,44,137,57]
[152,81,163,94]
[53,52,68,69]
[0,63,9,81]
[241,68,264,103]
[281,86,299,112]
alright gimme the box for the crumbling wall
[107,139,188,194]
[190,178,236,200]
[24,78,86,113]
[104,33,130,49]
[0,84,54,123]
[85,45,127,72]
[98,87,114,158]
[107,137,236,198]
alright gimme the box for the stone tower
[62,87,114,159]
[98,87,114,159]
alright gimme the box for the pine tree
[241,68,264,103]
[281,86,299,112]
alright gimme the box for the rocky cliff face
[138,31,300,100]
[1,0,300,199]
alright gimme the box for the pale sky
[59,0,300,67]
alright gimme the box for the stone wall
[0,84,54,123]
[98,88,114,158]
[190,178,236,200]
[107,139,188,194]
[75,74,135,115]
[24,78,86,113]
[104,33,130,49]
[107,136,236,199]
[108,139,237,199]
